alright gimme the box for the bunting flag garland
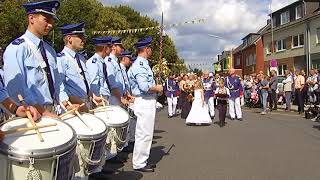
[92,18,205,35]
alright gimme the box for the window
[265,44,271,55]
[281,11,290,25]
[246,56,249,66]
[249,54,253,66]
[317,28,320,44]
[295,5,302,20]
[278,64,287,76]
[243,39,248,47]
[236,57,240,66]
[253,53,256,65]
[272,16,277,27]
[292,34,304,48]
[276,39,286,52]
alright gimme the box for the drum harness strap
[106,127,127,154]
[26,158,42,180]
[77,140,102,166]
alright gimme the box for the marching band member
[164,73,179,118]
[119,51,136,152]
[202,71,216,119]
[3,0,62,118]
[0,83,41,141]
[106,37,128,106]
[225,69,243,121]
[86,36,112,105]
[128,37,163,172]
[57,22,100,112]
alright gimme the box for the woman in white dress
[186,80,212,125]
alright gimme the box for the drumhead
[93,105,129,127]
[0,117,76,159]
[63,113,107,140]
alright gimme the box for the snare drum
[92,106,130,153]
[0,117,77,180]
[62,113,107,177]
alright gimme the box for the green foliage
[0,0,185,73]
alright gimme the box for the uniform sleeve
[86,61,100,96]
[0,83,9,103]
[57,57,69,102]
[107,62,118,90]
[135,69,152,93]
[3,45,37,105]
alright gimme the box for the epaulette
[57,52,65,57]
[12,38,25,45]
[108,57,112,62]
[92,58,97,63]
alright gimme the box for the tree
[0,0,185,74]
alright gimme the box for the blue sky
[98,0,298,70]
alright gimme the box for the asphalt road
[100,107,320,180]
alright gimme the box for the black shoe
[101,167,115,174]
[237,118,243,121]
[107,156,126,164]
[89,172,110,179]
[147,163,156,168]
[134,164,155,172]
[231,118,235,120]
[168,115,173,118]
[211,116,215,119]
[122,145,134,153]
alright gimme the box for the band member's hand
[121,98,129,107]
[66,103,80,111]
[127,94,135,103]
[16,106,41,122]
[0,130,4,142]
[42,110,59,119]
[155,85,163,92]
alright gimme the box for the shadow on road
[153,135,162,140]
[148,145,168,165]
[105,171,143,180]
[154,129,166,133]
[312,125,320,130]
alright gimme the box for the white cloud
[99,0,298,70]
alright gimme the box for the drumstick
[4,123,57,135]
[92,98,99,107]
[100,95,106,107]
[17,94,44,142]
[67,102,93,131]
[59,103,85,119]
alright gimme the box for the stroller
[248,91,260,108]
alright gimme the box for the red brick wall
[242,45,256,75]
[255,38,265,73]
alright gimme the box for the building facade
[262,0,319,75]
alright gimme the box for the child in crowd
[214,80,230,127]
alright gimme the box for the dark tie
[39,41,55,100]
[121,66,131,94]
[75,53,90,96]
[102,62,112,91]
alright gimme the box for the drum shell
[0,118,77,160]
[92,106,130,151]
[0,118,77,180]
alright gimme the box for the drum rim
[0,119,78,159]
[93,105,130,127]
[63,113,109,140]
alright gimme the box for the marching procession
[0,0,163,179]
